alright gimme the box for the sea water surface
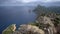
[0,6,36,34]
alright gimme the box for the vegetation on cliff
[2,24,16,34]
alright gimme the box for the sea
[0,6,36,34]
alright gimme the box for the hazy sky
[0,0,60,3]
[0,0,60,6]
[20,0,60,3]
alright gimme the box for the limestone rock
[18,24,45,34]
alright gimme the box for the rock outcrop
[18,24,45,34]
[36,16,57,34]
[2,24,16,34]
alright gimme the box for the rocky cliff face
[2,15,60,34]
[18,24,45,34]
[2,24,16,34]
[12,16,57,34]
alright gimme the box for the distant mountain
[18,1,60,7]
[45,1,60,7]
[48,6,60,13]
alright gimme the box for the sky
[21,0,60,3]
[0,0,60,3]
[12,0,60,3]
[0,0,60,6]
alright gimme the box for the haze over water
[0,0,60,34]
[0,6,36,34]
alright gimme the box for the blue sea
[0,6,36,34]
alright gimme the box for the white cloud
[1,0,60,3]
[17,0,60,3]
[44,0,60,2]
[16,0,37,3]
[0,0,60,6]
